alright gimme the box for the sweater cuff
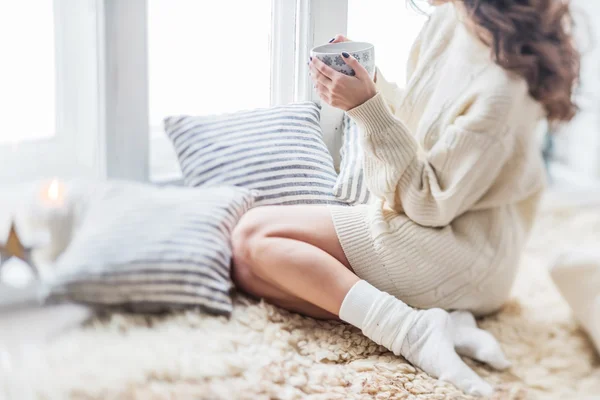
[346,93,398,137]
[347,92,419,171]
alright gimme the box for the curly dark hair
[410,0,580,123]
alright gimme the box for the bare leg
[233,271,338,319]
[231,205,358,319]
[231,205,509,396]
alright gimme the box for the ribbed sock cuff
[339,280,418,356]
[339,280,382,329]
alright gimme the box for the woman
[232,0,579,396]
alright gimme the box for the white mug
[311,41,375,78]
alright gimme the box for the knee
[231,208,268,264]
[231,209,269,287]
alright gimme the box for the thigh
[240,205,351,269]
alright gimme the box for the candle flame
[48,179,60,201]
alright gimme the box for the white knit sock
[339,280,416,354]
[450,311,511,370]
[339,280,494,397]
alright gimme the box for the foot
[400,309,491,397]
[401,309,510,397]
[450,311,511,370]
[339,281,509,397]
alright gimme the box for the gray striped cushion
[164,103,346,206]
[48,182,254,315]
[333,114,371,205]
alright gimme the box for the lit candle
[42,179,65,208]
[27,179,74,271]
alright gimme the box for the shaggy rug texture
[2,193,600,400]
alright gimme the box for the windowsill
[149,131,183,185]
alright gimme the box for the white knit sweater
[329,3,547,315]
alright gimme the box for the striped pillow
[333,114,371,205]
[48,182,254,315]
[164,103,345,206]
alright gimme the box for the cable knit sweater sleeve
[346,91,515,228]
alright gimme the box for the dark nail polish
[310,56,313,61]
[329,38,335,43]
[342,52,350,58]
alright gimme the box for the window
[147,0,272,124]
[0,0,102,184]
[0,0,56,145]
[347,0,429,86]
[0,0,351,184]
[147,0,275,180]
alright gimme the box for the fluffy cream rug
[3,193,600,400]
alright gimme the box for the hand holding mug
[309,38,377,111]
[330,34,351,44]
[330,35,377,82]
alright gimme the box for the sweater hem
[329,205,397,295]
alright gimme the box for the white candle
[41,179,65,208]
[28,179,74,270]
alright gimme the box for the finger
[309,61,333,82]
[330,34,350,43]
[438,351,494,398]
[340,52,369,80]
[316,89,331,106]
[315,82,329,95]
[315,82,331,103]
[451,311,512,370]
[310,64,334,88]
[311,57,339,80]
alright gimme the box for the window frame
[0,0,103,184]
[275,0,349,168]
[99,0,150,181]
[271,0,298,106]
[301,0,348,168]
[0,0,350,185]
[146,0,349,182]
